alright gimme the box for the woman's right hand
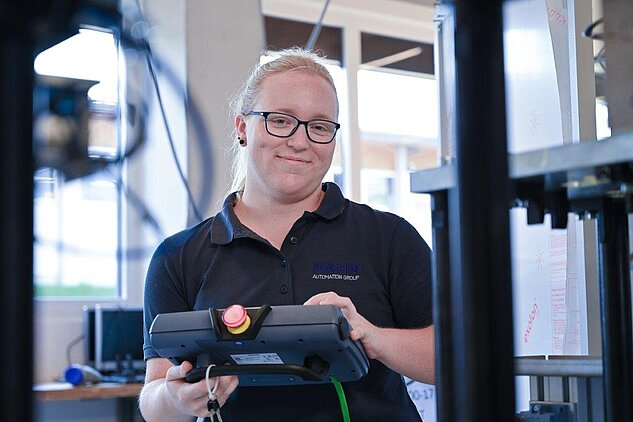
[164,361,239,417]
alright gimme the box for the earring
[238,136,245,145]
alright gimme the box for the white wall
[186,0,265,219]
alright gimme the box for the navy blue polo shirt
[143,182,432,421]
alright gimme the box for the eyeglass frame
[247,111,341,144]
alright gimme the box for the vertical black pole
[448,0,515,420]
[0,9,35,422]
[430,190,454,422]
[597,198,633,422]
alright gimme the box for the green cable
[330,376,351,422]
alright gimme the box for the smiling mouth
[277,155,310,164]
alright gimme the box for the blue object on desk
[64,364,103,386]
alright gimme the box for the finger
[349,326,364,341]
[306,291,353,307]
[217,375,239,406]
[319,295,355,312]
[303,291,336,305]
[192,397,212,418]
[166,361,192,381]
[170,377,208,407]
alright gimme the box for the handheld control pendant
[149,304,369,386]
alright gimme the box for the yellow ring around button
[227,314,251,334]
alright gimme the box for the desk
[35,383,144,422]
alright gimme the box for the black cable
[34,235,157,261]
[66,334,85,366]
[583,17,604,40]
[112,167,165,239]
[127,0,204,222]
[36,3,213,225]
[84,102,147,175]
[119,29,215,220]
[305,0,331,51]
[143,47,203,222]
[34,167,164,260]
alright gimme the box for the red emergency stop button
[222,304,251,334]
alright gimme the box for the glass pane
[326,64,347,193]
[360,169,395,212]
[33,29,120,298]
[358,69,438,139]
[407,145,438,172]
[596,98,610,140]
[361,142,395,170]
[34,29,118,103]
[34,173,119,297]
[357,68,438,244]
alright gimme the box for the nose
[286,122,311,149]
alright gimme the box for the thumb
[350,326,364,341]
[179,361,193,376]
[166,361,192,381]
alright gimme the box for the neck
[235,186,324,224]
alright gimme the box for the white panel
[504,0,564,154]
[511,208,557,356]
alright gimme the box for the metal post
[430,190,454,422]
[448,0,515,420]
[0,10,35,421]
[596,198,633,422]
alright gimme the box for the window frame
[262,0,436,202]
[33,29,125,301]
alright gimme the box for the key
[207,398,223,422]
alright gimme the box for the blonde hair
[227,47,338,195]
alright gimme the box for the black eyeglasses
[247,111,340,144]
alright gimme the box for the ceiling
[396,0,436,6]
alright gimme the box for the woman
[139,48,435,421]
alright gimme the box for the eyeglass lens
[265,112,337,143]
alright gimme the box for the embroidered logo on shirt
[312,262,360,281]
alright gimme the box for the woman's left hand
[304,291,383,360]
[305,291,435,383]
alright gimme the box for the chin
[274,181,318,199]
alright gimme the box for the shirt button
[280,285,288,294]
[281,260,287,267]
[290,236,298,244]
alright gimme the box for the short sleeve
[142,241,191,360]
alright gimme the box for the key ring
[205,364,225,421]
[205,364,219,400]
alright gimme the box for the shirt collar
[209,193,243,245]
[312,182,346,220]
[209,182,346,245]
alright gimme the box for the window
[262,19,439,245]
[265,16,343,62]
[357,67,438,245]
[33,29,122,298]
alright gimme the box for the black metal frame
[412,137,633,422]
[434,1,516,420]
[0,9,36,420]
[412,1,633,420]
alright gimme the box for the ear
[235,114,247,139]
